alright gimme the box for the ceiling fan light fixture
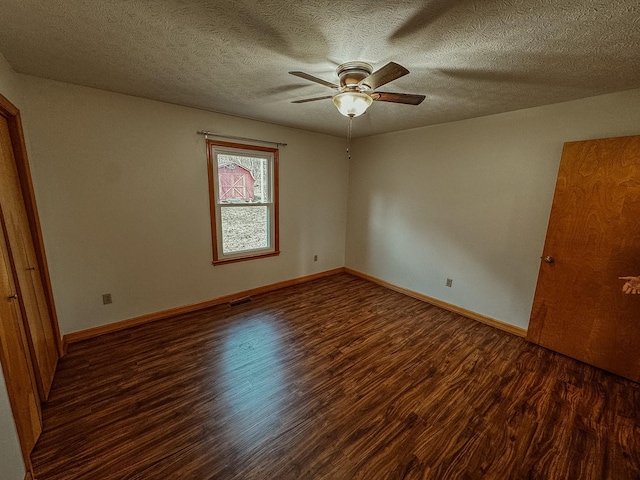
[332,92,373,117]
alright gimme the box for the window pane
[221,206,269,254]
[208,140,278,264]
[217,154,269,203]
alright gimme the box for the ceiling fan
[289,61,425,118]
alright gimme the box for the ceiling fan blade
[371,92,426,105]
[360,62,409,90]
[291,95,334,104]
[289,71,339,89]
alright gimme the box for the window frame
[206,139,280,265]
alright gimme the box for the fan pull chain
[347,116,353,160]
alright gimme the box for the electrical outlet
[446,278,453,287]
[313,255,318,262]
[102,293,112,304]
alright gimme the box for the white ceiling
[1,0,640,138]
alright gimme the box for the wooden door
[0,113,58,399]
[528,135,640,382]
[0,208,42,464]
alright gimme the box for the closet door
[0,208,42,461]
[0,109,58,399]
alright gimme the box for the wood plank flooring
[31,274,640,479]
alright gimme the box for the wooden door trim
[0,93,62,357]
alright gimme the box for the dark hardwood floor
[31,273,640,479]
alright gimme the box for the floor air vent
[228,297,252,307]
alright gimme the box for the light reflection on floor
[218,314,288,445]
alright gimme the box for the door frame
[0,93,61,357]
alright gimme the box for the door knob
[7,294,18,299]
[543,256,555,264]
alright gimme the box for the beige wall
[18,75,350,335]
[346,89,640,329]
[0,52,27,480]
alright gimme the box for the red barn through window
[218,163,255,202]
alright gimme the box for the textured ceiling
[1,0,640,138]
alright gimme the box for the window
[207,140,279,265]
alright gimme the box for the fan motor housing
[336,62,372,90]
